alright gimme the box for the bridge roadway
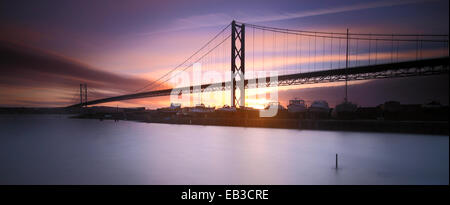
[67,56,449,108]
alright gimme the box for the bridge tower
[80,84,83,105]
[84,83,87,107]
[231,20,245,108]
[79,83,88,107]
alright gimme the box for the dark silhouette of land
[2,99,448,135]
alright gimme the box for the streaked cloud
[243,0,435,23]
[0,40,161,107]
[139,0,435,36]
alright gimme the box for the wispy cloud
[135,13,231,37]
[0,41,150,92]
[242,0,434,23]
[0,40,160,106]
[137,0,434,36]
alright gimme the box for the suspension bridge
[67,21,449,108]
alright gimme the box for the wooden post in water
[335,153,338,169]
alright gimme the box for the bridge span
[67,56,448,108]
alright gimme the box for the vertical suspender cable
[345,28,349,103]
[375,39,378,64]
[368,34,371,65]
[314,33,317,71]
[330,33,333,69]
[322,37,325,69]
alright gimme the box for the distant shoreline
[73,112,449,135]
[1,107,448,135]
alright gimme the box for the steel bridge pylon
[79,83,87,108]
[231,20,245,108]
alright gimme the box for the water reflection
[0,115,448,185]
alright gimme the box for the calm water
[0,115,448,185]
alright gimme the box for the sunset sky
[0,0,448,108]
